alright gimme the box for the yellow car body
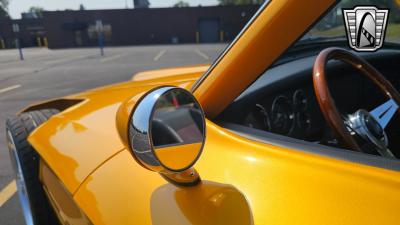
[18,0,400,224]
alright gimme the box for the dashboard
[244,89,310,136]
[218,49,400,144]
[239,83,328,142]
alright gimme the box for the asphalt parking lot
[0,43,227,224]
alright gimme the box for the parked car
[6,0,400,224]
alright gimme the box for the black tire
[6,109,60,225]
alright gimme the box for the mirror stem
[161,168,201,187]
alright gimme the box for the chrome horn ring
[345,110,394,158]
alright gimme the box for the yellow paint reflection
[151,181,253,225]
[155,143,202,170]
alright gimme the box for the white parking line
[153,50,166,61]
[0,85,21,94]
[101,54,123,63]
[194,49,209,60]
[0,180,16,207]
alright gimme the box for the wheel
[6,109,60,225]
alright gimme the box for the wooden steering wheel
[313,47,400,157]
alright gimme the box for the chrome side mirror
[117,86,205,186]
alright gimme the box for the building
[21,12,40,19]
[0,18,45,49]
[43,5,258,49]
[0,5,259,49]
[0,19,13,48]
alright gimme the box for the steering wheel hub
[364,114,384,140]
[346,110,388,150]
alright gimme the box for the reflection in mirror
[151,89,205,171]
[151,89,204,146]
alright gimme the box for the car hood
[28,65,209,193]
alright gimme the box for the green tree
[173,1,190,7]
[0,0,9,18]
[218,0,264,5]
[0,7,8,18]
[28,6,44,18]
[0,0,8,9]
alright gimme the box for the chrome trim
[347,110,387,149]
[346,110,395,158]
[129,86,206,172]
[129,86,174,168]
[190,0,271,92]
[370,99,399,129]
[7,130,34,225]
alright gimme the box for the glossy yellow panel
[132,65,209,81]
[193,0,336,118]
[40,161,92,225]
[23,64,208,118]
[74,121,400,225]
[29,71,204,193]
[150,181,253,225]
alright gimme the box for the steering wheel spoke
[370,99,399,129]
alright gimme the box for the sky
[8,0,219,19]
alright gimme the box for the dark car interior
[218,49,400,160]
[152,106,204,147]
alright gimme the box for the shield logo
[343,6,389,51]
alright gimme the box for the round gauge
[270,96,294,135]
[296,112,311,131]
[293,89,307,111]
[243,104,270,131]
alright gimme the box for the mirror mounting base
[160,168,201,187]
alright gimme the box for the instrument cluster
[244,89,311,136]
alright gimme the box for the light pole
[96,20,105,56]
[13,23,24,60]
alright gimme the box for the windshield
[299,0,400,46]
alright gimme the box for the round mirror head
[129,87,205,173]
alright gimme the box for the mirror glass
[151,89,205,171]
